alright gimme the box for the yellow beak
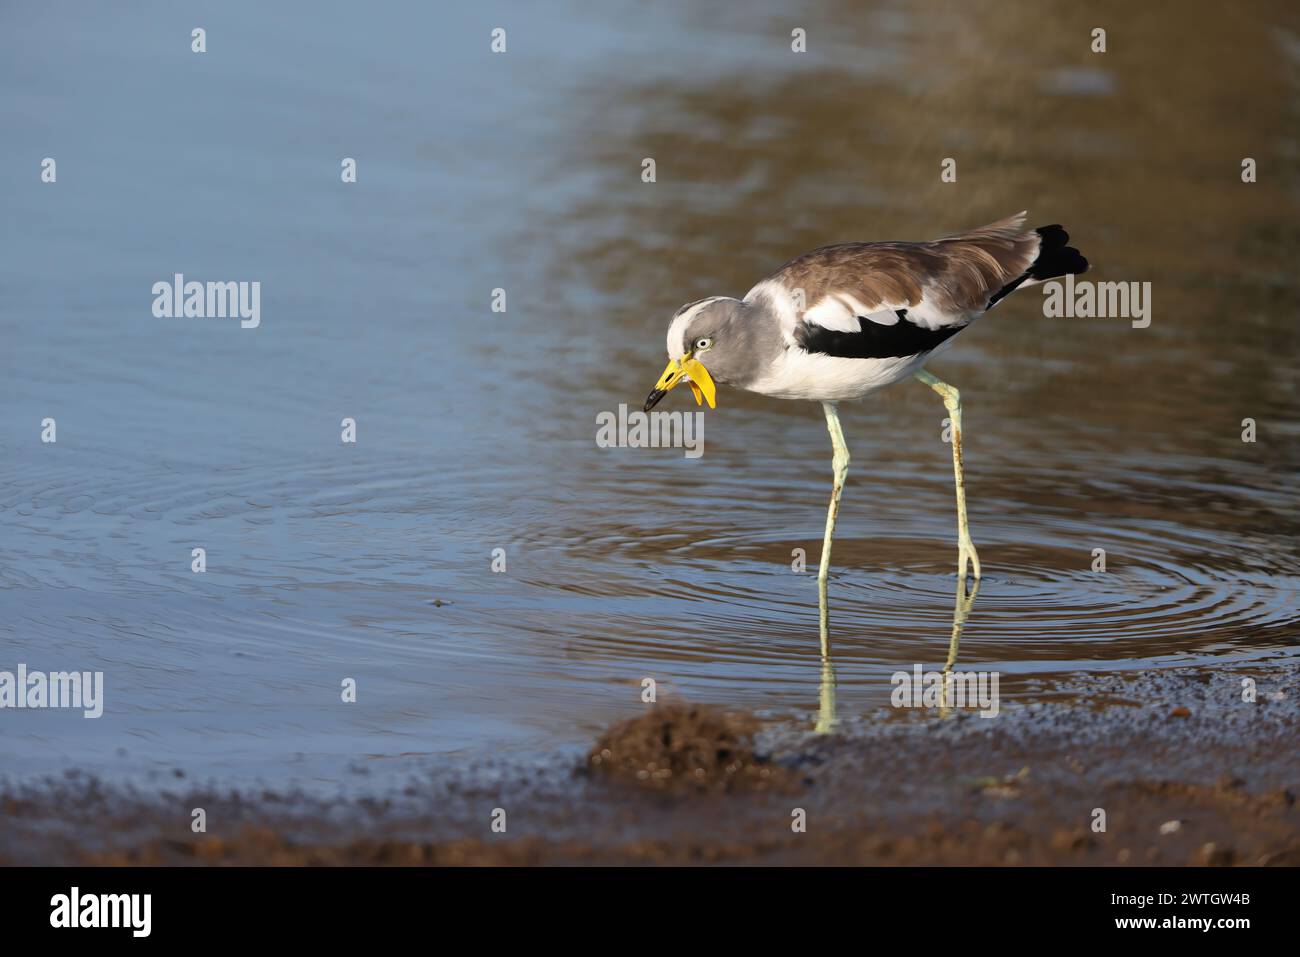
[644,353,717,411]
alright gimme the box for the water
[2,0,1297,791]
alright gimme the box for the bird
[643,212,1088,647]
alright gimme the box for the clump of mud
[584,704,796,794]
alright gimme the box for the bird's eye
[694,337,713,351]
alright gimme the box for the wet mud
[2,659,1296,866]
[584,703,797,794]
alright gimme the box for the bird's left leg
[816,401,850,654]
[913,370,981,587]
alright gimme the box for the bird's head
[644,296,749,412]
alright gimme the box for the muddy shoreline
[2,659,1296,866]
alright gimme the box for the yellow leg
[914,370,981,589]
[817,402,850,654]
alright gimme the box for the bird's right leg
[914,370,981,591]
[817,401,850,653]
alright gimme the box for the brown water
[1,0,1296,789]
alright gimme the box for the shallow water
[2,0,1297,790]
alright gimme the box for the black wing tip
[1035,224,1069,247]
[985,225,1088,308]
[1030,224,1088,281]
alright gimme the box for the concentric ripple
[516,446,1300,723]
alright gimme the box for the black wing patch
[795,309,966,359]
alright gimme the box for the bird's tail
[1028,224,1088,281]
[985,223,1088,309]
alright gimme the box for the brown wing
[758,212,1041,320]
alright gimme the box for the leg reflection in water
[939,577,981,717]
[815,651,837,735]
[813,576,982,733]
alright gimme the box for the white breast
[747,348,931,401]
